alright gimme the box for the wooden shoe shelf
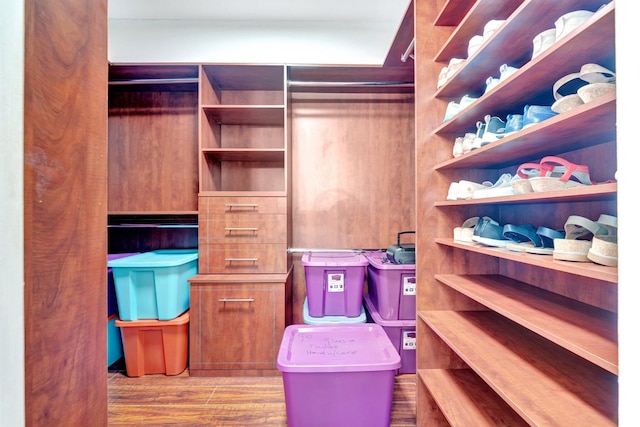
[414,0,617,425]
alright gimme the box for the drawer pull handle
[218,298,255,303]
[225,257,259,262]
[225,227,258,231]
[225,203,258,209]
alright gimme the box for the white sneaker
[456,180,491,200]
[473,174,515,198]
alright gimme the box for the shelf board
[419,368,528,426]
[435,274,618,374]
[435,94,616,170]
[198,191,287,198]
[202,105,285,125]
[433,0,476,27]
[435,238,617,283]
[419,310,618,426]
[202,148,284,162]
[435,182,617,205]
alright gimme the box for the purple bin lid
[364,295,416,328]
[300,251,368,267]
[364,251,416,270]
[277,324,401,373]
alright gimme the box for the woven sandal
[453,217,479,243]
[553,215,604,262]
[529,156,595,192]
[587,214,618,266]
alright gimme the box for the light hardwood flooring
[108,368,416,426]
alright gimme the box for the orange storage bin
[116,310,189,377]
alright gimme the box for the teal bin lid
[303,297,366,324]
[107,249,198,268]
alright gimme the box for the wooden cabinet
[414,0,617,425]
[197,195,289,274]
[188,269,292,376]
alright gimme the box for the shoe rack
[414,0,617,425]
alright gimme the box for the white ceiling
[107,0,412,65]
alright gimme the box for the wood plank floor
[108,368,416,426]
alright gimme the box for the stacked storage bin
[300,251,369,324]
[107,253,138,368]
[363,251,416,375]
[108,249,198,377]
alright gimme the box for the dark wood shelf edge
[418,368,528,426]
[435,273,618,374]
[420,310,618,426]
[435,238,618,283]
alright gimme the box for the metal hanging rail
[401,37,415,63]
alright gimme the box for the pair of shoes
[483,19,505,39]
[472,217,510,247]
[551,63,616,113]
[451,132,477,157]
[453,217,479,243]
[525,156,595,192]
[484,64,519,94]
[553,214,617,263]
[504,224,565,255]
[530,10,594,60]
[467,19,506,58]
[555,10,595,41]
[472,173,516,198]
[438,58,466,88]
[504,113,523,135]
[443,94,478,122]
[522,104,558,128]
[446,180,492,200]
[471,115,506,149]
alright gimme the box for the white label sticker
[403,276,416,296]
[327,273,345,293]
[403,331,417,350]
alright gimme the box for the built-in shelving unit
[415,0,617,424]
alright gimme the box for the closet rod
[287,81,414,88]
[287,247,385,253]
[108,78,199,85]
[401,37,415,62]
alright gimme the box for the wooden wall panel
[23,0,108,425]
[108,91,198,213]
[290,92,415,323]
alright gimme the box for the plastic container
[364,295,416,375]
[116,310,189,377]
[301,251,368,317]
[107,313,124,367]
[364,251,416,320]
[302,297,366,324]
[108,249,198,321]
[107,253,139,316]
[277,323,401,427]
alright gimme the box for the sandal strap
[503,224,542,247]
[564,215,604,239]
[596,214,618,236]
[539,156,595,185]
[461,217,480,229]
[537,226,565,247]
[579,63,616,84]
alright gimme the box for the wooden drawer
[198,196,286,215]
[188,271,292,376]
[198,243,287,274]
[199,213,286,244]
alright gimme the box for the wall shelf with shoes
[415,0,617,425]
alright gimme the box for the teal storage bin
[108,249,198,321]
[107,314,123,367]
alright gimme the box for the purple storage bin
[107,253,139,316]
[364,295,416,375]
[301,251,368,317]
[277,324,401,427]
[364,251,416,320]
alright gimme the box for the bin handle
[397,231,416,245]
